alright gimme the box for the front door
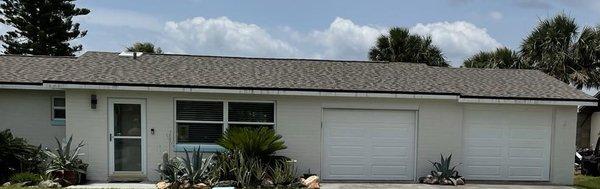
[108,99,146,176]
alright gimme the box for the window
[228,102,275,129]
[175,100,275,144]
[52,97,66,120]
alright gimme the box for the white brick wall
[0,89,65,149]
[63,89,576,184]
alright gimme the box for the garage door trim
[320,108,419,181]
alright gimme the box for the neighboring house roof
[0,51,596,102]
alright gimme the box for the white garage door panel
[323,109,415,180]
[463,106,551,181]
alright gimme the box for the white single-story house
[0,51,596,185]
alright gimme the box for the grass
[575,174,600,189]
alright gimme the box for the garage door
[322,109,415,180]
[463,105,552,181]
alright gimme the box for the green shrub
[0,129,46,182]
[217,127,287,160]
[9,172,42,185]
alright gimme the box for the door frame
[319,108,419,181]
[108,98,147,175]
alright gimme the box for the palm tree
[463,47,528,69]
[126,42,163,54]
[521,13,600,89]
[369,27,449,67]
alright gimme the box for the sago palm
[217,127,286,159]
[369,27,449,67]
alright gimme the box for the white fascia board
[458,97,597,106]
[42,83,458,100]
[0,84,59,90]
[38,83,594,106]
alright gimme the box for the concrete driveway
[320,183,574,189]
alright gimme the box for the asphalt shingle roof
[0,51,595,101]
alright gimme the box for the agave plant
[44,135,87,174]
[157,152,180,184]
[270,160,297,186]
[176,148,214,185]
[44,135,87,185]
[429,154,461,185]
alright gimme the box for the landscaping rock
[302,175,320,189]
[39,180,61,188]
[2,182,10,187]
[261,179,274,187]
[156,181,171,189]
[179,181,191,189]
[302,175,319,185]
[193,183,209,189]
[214,180,236,187]
[456,177,465,185]
[307,181,320,189]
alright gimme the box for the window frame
[174,98,276,145]
[52,96,66,121]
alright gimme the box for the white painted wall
[0,89,65,148]
[590,112,600,147]
[64,89,577,185]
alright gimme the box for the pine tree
[0,0,90,56]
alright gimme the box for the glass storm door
[108,99,146,175]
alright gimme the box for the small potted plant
[44,136,87,186]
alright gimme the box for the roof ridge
[85,51,394,64]
[0,54,77,59]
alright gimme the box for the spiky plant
[44,135,86,174]
[157,152,180,184]
[429,154,461,185]
[270,160,298,186]
[176,148,214,185]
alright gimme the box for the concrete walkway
[67,182,156,189]
[67,182,575,189]
[321,183,575,189]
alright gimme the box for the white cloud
[410,21,502,66]
[162,17,298,57]
[309,17,386,60]
[77,8,162,32]
[489,11,504,20]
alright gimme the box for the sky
[19,0,600,93]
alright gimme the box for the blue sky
[72,0,600,69]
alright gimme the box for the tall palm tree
[463,47,528,69]
[126,42,163,54]
[369,27,449,67]
[521,14,600,89]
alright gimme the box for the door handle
[109,133,113,141]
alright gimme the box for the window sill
[174,144,226,153]
[51,119,65,126]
